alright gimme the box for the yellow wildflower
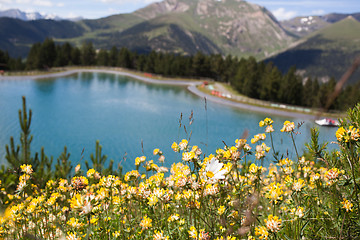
[168,214,180,222]
[218,205,226,215]
[67,217,83,228]
[264,215,282,233]
[341,199,353,212]
[336,126,360,142]
[265,182,284,204]
[189,226,197,239]
[325,168,341,185]
[135,156,146,166]
[179,139,188,150]
[90,217,98,225]
[255,226,268,239]
[291,206,305,218]
[251,133,266,144]
[140,215,152,229]
[182,151,195,161]
[20,164,33,175]
[280,120,295,132]
[66,231,82,240]
[336,127,346,142]
[235,139,247,149]
[148,194,158,206]
[71,176,88,191]
[86,169,100,179]
[259,118,274,127]
[171,142,180,152]
[153,148,160,155]
[293,179,305,192]
[124,170,140,182]
[153,230,169,240]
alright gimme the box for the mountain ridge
[0,8,82,21]
[266,17,360,83]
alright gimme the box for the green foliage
[305,128,328,160]
[54,146,72,179]
[341,102,360,128]
[5,96,33,169]
[80,41,96,66]
[85,140,114,176]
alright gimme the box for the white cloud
[33,0,53,7]
[57,2,64,7]
[272,7,297,20]
[15,0,30,3]
[0,0,12,4]
[312,9,325,15]
[65,12,80,18]
[253,1,335,7]
[99,0,157,4]
[16,0,52,6]
[108,7,117,13]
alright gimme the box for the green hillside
[0,17,85,57]
[267,17,360,84]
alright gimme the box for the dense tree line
[1,38,359,111]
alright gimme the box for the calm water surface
[0,72,338,171]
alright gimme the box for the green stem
[291,132,300,160]
[346,154,360,215]
[269,132,278,161]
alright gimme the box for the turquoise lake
[0,72,338,172]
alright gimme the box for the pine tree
[96,49,109,66]
[0,50,9,70]
[118,47,132,68]
[109,46,119,67]
[5,97,54,188]
[211,54,225,82]
[81,41,96,66]
[54,146,72,179]
[55,42,73,67]
[26,43,42,70]
[241,57,259,98]
[85,140,113,175]
[307,78,318,108]
[39,38,56,69]
[71,47,81,65]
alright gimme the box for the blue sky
[0,0,359,20]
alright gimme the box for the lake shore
[0,67,341,121]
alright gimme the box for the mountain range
[0,8,83,21]
[0,0,294,58]
[270,16,360,84]
[0,0,360,83]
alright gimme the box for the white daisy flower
[203,158,227,182]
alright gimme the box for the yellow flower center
[206,171,214,178]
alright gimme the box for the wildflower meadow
[1,98,360,239]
